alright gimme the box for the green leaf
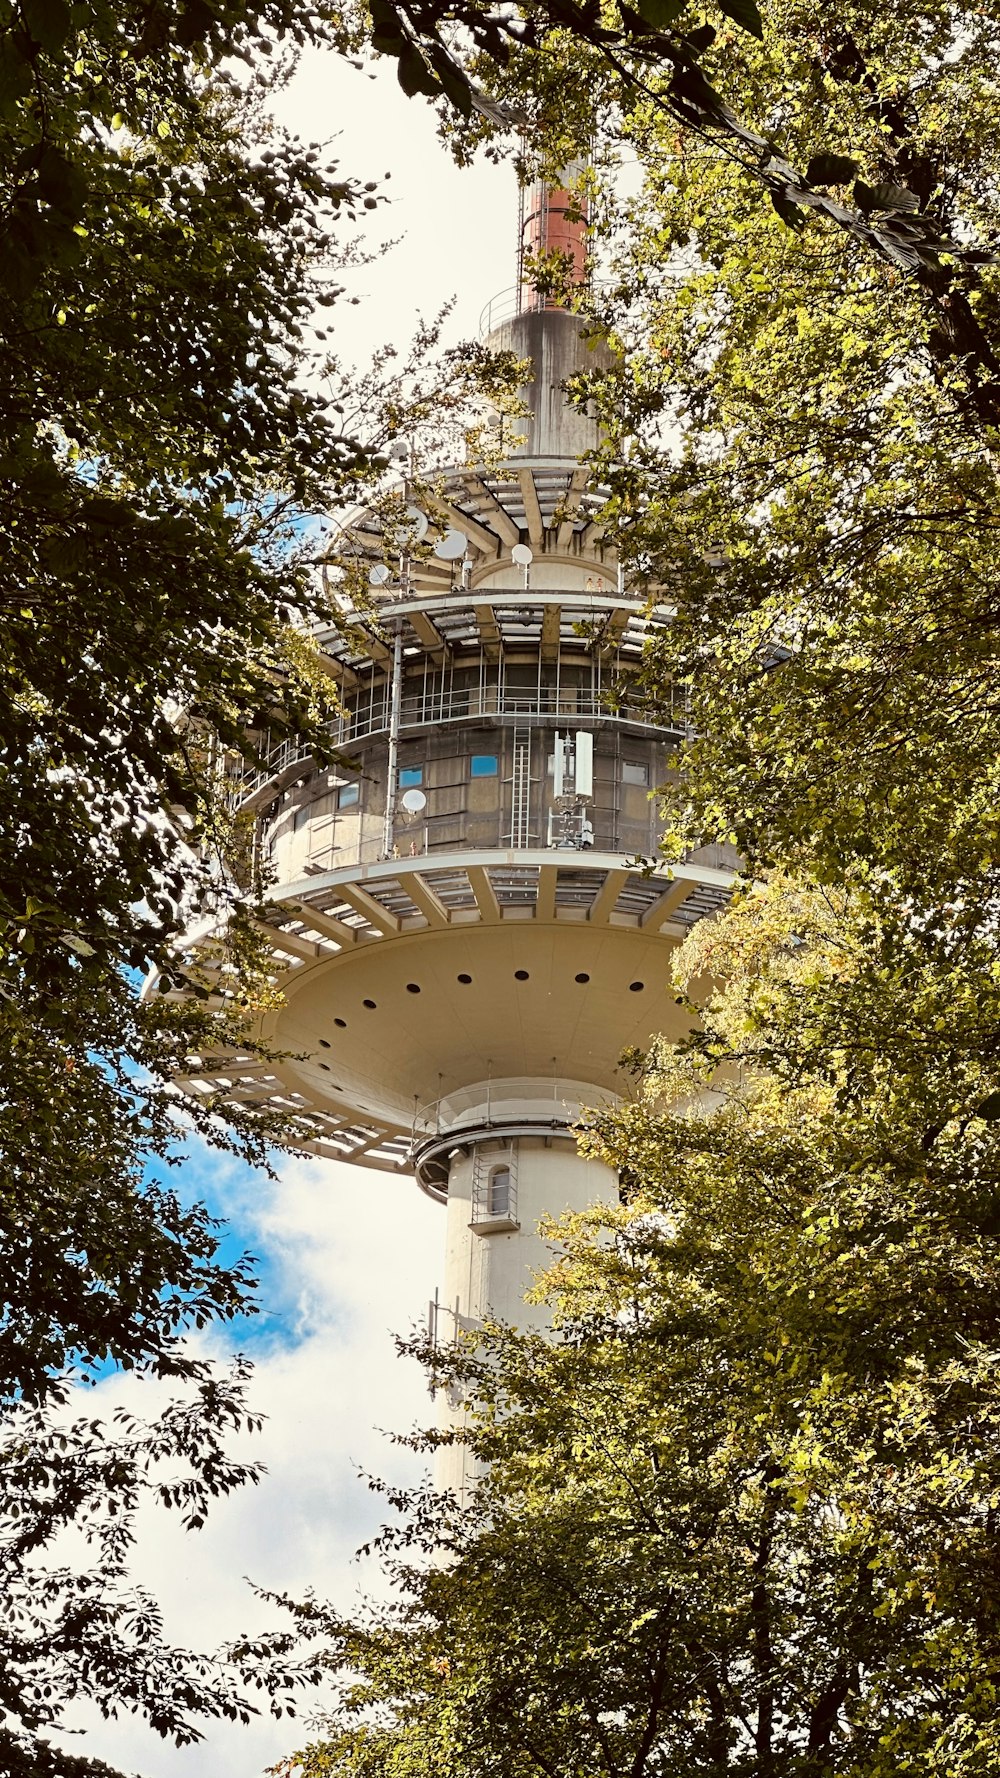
[770,190,806,231]
[20,0,72,52]
[396,42,438,99]
[717,0,763,38]
[60,933,97,957]
[427,42,473,116]
[685,23,717,53]
[806,153,859,186]
[975,1092,1000,1121]
[35,144,88,218]
[633,0,686,30]
[854,179,919,214]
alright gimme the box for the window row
[286,755,651,823]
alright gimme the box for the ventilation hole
[457,973,472,984]
[406,983,421,994]
[514,969,529,981]
[575,972,590,984]
[319,1062,330,1071]
[629,980,645,992]
[363,998,377,1009]
[334,1017,347,1028]
[319,1038,332,1049]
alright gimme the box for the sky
[54,43,513,1778]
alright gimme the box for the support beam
[429,495,500,558]
[286,901,363,948]
[408,608,450,661]
[316,651,360,690]
[404,872,451,929]
[474,604,502,662]
[251,921,321,964]
[535,864,558,923]
[596,604,633,659]
[467,866,501,924]
[336,883,402,935]
[540,602,561,666]
[639,877,698,930]
[555,468,589,552]
[587,868,629,925]
[348,623,392,667]
[517,468,545,547]
[461,474,521,548]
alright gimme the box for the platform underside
[175,850,733,1175]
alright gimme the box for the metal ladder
[509,725,532,848]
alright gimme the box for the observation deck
[168,270,737,1191]
[173,846,734,1183]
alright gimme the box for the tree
[357,0,1000,408]
[275,876,1000,1778]
[502,0,1000,909]
[0,0,393,1763]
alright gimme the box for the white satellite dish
[511,543,533,566]
[369,562,392,586]
[434,529,467,561]
[404,504,429,542]
[401,788,427,814]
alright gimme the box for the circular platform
[173,849,734,1175]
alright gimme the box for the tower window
[488,1166,511,1218]
[470,754,498,778]
[294,803,312,831]
[338,781,360,808]
[622,761,648,786]
[399,766,424,788]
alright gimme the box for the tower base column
[417,1084,618,1501]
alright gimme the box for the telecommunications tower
[175,172,736,1492]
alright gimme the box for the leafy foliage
[361,0,1000,399]
[0,1365,299,1778]
[510,0,1000,907]
[0,0,390,1763]
[276,880,1000,1778]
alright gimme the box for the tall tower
[175,175,736,1490]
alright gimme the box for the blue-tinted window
[338,782,359,808]
[399,766,424,788]
[470,755,498,778]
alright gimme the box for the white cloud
[53,1150,442,1778]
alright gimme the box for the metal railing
[229,686,684,810]
[266,809,663,879]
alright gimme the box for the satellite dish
[389,440,409,462]
[404,504,429,542]
[401,788,427,814]
[512,543,533,566]
[369,562,392,586]
[434,529,467,561]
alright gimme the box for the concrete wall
[485,309,612,461]
[434,1133,619,1499]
